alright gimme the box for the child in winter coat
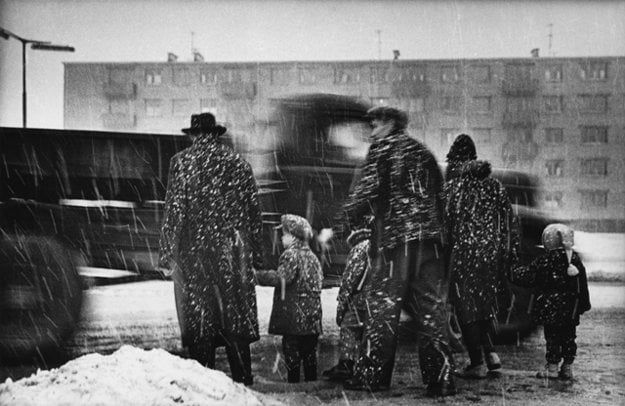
[510,223,591,380]
[256,214,323,383]
[322,227,372,381]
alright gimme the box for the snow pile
[0,345,282,406]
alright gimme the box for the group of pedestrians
[158,109,591,398]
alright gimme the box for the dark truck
[0,127,192,359]
[264,94,552,342]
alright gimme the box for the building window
[504,64,533,81]
[471,128,492,143]
[109,99,129,114]
[172,99,192,116]
[393,67,426,82]
[581,126,608,144]
[396,97,425,113]
[224,69,242,83]
[580,190,608,208]
[545,160,564,177]
[577,94,609,113]
[544,128,564,143]
[370,66,389,83]
[270,67,290,85]
[506,96,534,112]
[581,158,608,176]
[145,99,162,116]
[334,68,359,84]
[172,67,191,86]
[440,96,460,113]
[544,65,563,82]
[200,69,218,85]
[145,70,162,85]
[580,61,608,81]
[441,128,460,147]
[440,66,459,83]
[468,65,491,83]
[473,96,492,113]
[544,191,564,208]
[543,96,564,114]
[370,97,389,107]
[299,67,318,85]
[200,98,218,115]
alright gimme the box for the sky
[0,0,624,129]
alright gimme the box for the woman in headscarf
[444,134,519,379]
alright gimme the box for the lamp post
[0,27,74,128]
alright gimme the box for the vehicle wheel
[0,236,83,360]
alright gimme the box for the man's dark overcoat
[159,133,263,345]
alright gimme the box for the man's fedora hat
[182,112,227,136]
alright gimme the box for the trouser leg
[407,240,455,386]
[560,324,577,364]
[283,335,301,383]
[224,336,253,385]
[460,321,484,365]
[479,319,496,355]
[188,338,217,369]
[543,324,563,364]
[352,246,407,387]
[299,335,319,381]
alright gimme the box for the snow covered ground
[575,232,625,280]
[0,346,283,406]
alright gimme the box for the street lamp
[0,27,74,127]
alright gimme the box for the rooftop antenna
[375,29,381,60]
[191,31,196,57]
[547,23,554,56]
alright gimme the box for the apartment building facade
[64,56,625,231]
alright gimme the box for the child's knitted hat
[279,214,313,241]
[542,223,574,250]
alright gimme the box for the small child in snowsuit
[256,214,323,383]
[322,227,372,381]
[510,223,591,380]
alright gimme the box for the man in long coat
[159,113,263,385]
[339,106,456,397]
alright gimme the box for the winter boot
[455,362,487,379]
[536,363,559,379]
[559,362,573,380]
[485,352,501,371]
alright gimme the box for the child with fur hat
[509,224,591,380]
[255,214,323,383]
[322,224,372,381]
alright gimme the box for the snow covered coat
[256,239,323,336]
[445,160,519,325]
[336,229,371,327]
[159,133,263,344]
[340,130,446,251]
[511,248,591,326]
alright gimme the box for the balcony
[102,113,136,130]
[219,82,257,99]
[501,78,539,96]
[501,110,540,128]
[104,82,137,100]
